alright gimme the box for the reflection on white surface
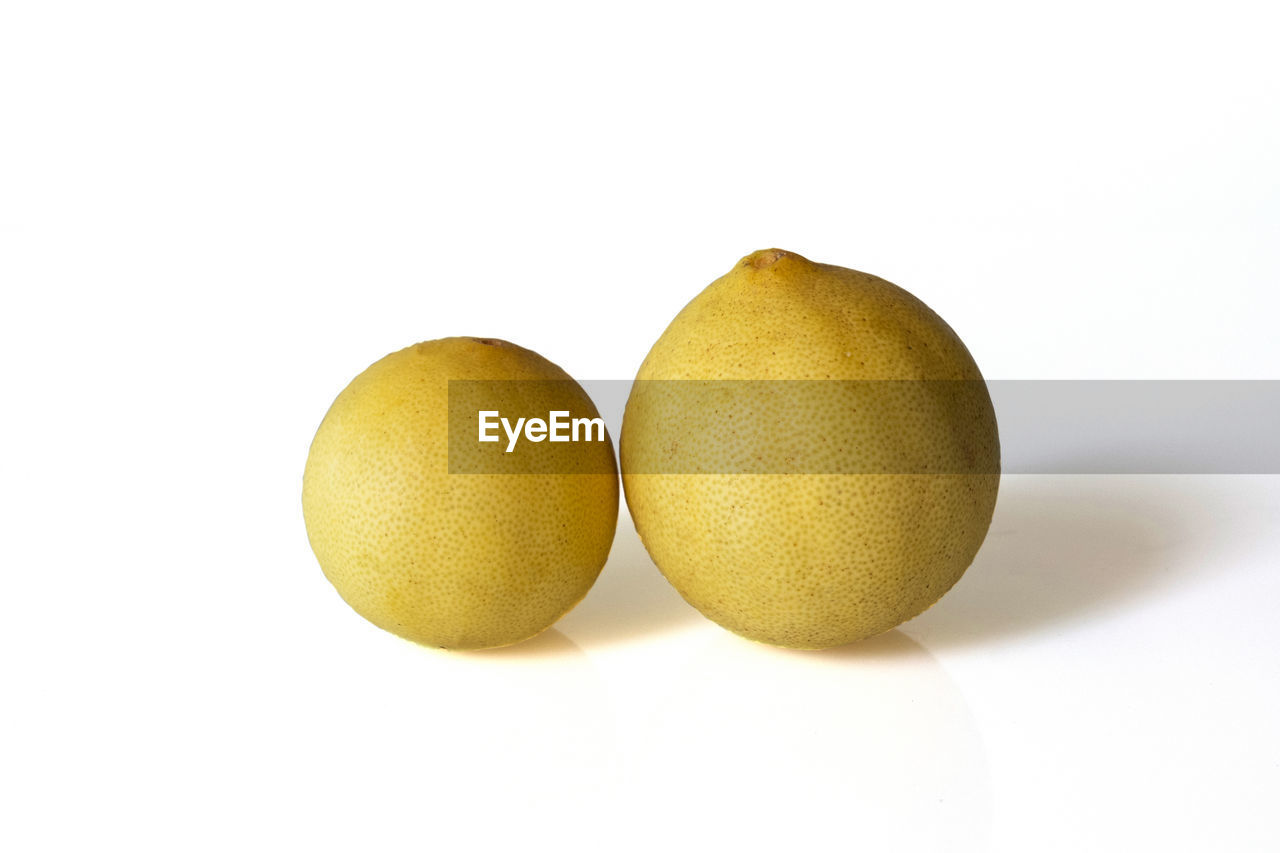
[218,625,619,848]
[631,630,989,851]
[416,629,613,781]
[5,478,1278,852]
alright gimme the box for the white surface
[2,3,1278,852]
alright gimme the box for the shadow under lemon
[455,470,1255,656]
[556,512,703,647]
[457,625,585,659]
[904,474,1248,649]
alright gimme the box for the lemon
[621,250,999,648]
[303,337,618,649]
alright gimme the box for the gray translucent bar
[983,380,1280,474]
[448,380,1280,474]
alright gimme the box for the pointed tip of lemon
[741,248,808,270]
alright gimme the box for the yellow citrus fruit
[621,250,1000,648]
[303,337,618,649]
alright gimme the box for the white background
[2,2,1278,851]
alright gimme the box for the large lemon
[303,337,618,649]
[621,250,999,648]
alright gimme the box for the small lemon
[303,337,618,649]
